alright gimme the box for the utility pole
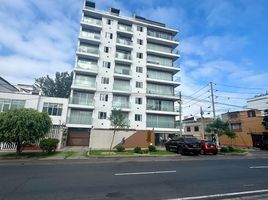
[179,91,182,136]
[200,106,205,140]
[210,82,216,119]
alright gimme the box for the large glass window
[147,55,173,67]
[42,103,63,116]
[71,92,94,106]
[0,99,25,112]
[147,114,175,128]
[147,29,173,40]
[112,95,129,108]
[147,99,174,111]
[147,69,172,81]
[68,110,92,124]
[147,83,174,96]
[113,80,130,91]
[74,75,96,88]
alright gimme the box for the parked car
[200,140,218,155]
[165,136,201,155]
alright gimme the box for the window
[135,114,142,121]
[136,81,143,88]
[231,123,242,131]
[107,19,112,25]
[137,53,143,59]
[194,126,199,132]
[98,112,107,119]
[101,77,109,84]
[229,112,238,118]
[247,110,256,117]
[137,39,143,45]
[137,26,143,32]
[136,66,143,73]
[103,61,111,68]
[186,127,191,132]
[135,97,142,105]
[0,99,25,112]
[105,32,113,39]
[100,94,108,101]
[42,103,63,116]
[104,46,110,53]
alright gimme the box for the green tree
[0,109,52,156]
[35,71,73,98]
[109,109,129,153]
[206,118,235,145]
[262,116,268,130]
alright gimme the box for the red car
[200,140,218,155]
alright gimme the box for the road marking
[250,166,268,169]
[114,170,176,176]
[168,189,268,200]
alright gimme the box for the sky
[0,0,268,118]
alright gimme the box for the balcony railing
[147,89,174,96]
[78,46,99,55]
[147,120,175,128]
[114,67,131,75]
[82,17,102,26]
[112,102,130,109]
[118,24,132,32]
[80,31,100,40]
[113,84,130,91]
[77,61,98,71]
[147,30,174,41]
[117,38,132,46]
[146,104,174,112]
[73,80,96,88]
[147,60,173,67]
[147,44,172,53]
[69,96,94,106]
[115,52,131,60]
[147,73,173,81]
[67,115,92,125]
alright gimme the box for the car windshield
[184,138,199,143]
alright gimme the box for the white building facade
[66,1,180,148]
[247,93,268,115]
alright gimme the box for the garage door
[67,129,90,146]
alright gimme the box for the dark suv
[165,136,201,155]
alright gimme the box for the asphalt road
[0,157,268,200]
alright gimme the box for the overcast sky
[0,0,268,118]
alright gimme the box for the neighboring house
[0,92,69,149]
[182,117,214,140]
[15,84,40,95]
[0,77,19,93]
[220,110,267,147]
[247,93,268,115]
[66,1,180,149]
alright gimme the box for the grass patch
[84,149,174,157]
[0,151,60,159]
[64,151,76,159]
[220,146,247,154]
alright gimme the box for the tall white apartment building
[66,1,180,148]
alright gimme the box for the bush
[228,146,235,152]
[40,138,59,153]
[115,145,125,152]
[143,149,149,154]
[134,146,142,154]
[148,145,157,152]
[220,147,229,153]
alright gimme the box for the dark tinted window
[184,137,199,143]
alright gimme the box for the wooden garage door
[67,129,90,146]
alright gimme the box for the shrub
[40,138,59,153]
[228,146,235,152]
[115,145,125,152]
[148,145,157,152]
[134,146,142,154]
[143,149,149,154]
[220,147,229,153]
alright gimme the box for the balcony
[69,96,94,109]
[113,81,131,94]
[146,90,179,100]
[147,45,179,60]
[117,24,133,36]
[79,31,100,44]
[146,104,178,115]
[147,30,179,47]
[116,38,132,50]
[81,17,102,30]
[147,60,180,74]
[147,120,175,129]
[67,115,92,127]
[146,74,180,86]
[115,52,132,64]
[114,66,132,80]
[77,46,99,59]
[75,61,98,75]
[72,80,96,92]
[112,102,130,111]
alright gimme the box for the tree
[35,71,73,98]
[205,118,235,145]
[108,109,129,153]
[0,109,52,156]
[262,115,268,130]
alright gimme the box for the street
[0,155,268,200]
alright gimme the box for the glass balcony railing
[74,80,96,88]
[76,61,98,71]
[114,67,131,75]
[147,44,172,53]
[117,38,132,46]
[147,30,174,41]
[80,31,100,40]
[67,115,92,125]
[147,120,175,128]
[118,24,132,32]
[78,46,99,55]
[146,104,174,112]
[147,59,173,67]
[112,102,130,109]
[147,72,173,81]
[69,96,94,106]
[147,89,174,96]
[115,52,131,60]
[113,83,130,91]
[82,17,102,26]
